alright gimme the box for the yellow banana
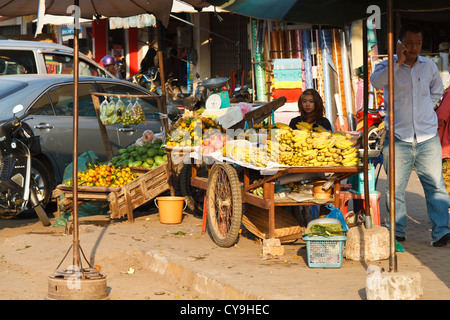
[295,122,312,131]
[275,122,291,130]
[342,153,358,163]
[335,139,354,150]
[341,147,358,156]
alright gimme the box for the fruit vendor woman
[289,89,333,132]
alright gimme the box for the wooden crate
[53,163,170,222]
[242,205,305,243]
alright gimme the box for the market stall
[165,99,362,248]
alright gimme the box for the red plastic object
[339,191,381,226]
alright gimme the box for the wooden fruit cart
[52,91,174,222]
[190,161,362,247]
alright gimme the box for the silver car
[0,74,180,206]
[0,39,113,77]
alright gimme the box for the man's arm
[430,62,444,105]
[370,60,391,89]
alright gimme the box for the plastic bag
[324,203,349,231]
[111,96,125,125]
[123,98,145,125]
[99,97,116,125]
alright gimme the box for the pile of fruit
[67,164,138,187]
[166,111,225,148]
[224,122,359,167]
[273,122,359,166]
[110,140,168,170]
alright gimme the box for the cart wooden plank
[229,97,287,129]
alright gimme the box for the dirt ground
[0,203,212,300]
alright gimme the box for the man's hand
[396,41,407,66]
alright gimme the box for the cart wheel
[206,163,242,247]
[179,163,206,216]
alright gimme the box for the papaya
[120,153,130,160]
[111,156,120,164]
[127,145,135,153]
[138,147,148,155]
[147,149,158,158]
[132,160,143,167]
[146,158,154,165]
[157,147,166,156]
[118,148,127,154]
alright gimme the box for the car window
[0,50,37,74]
[98,82,160,119]
[47,83,96,117]
[44,53,74,74]
[29,93,55,115]
[44,53,109,78]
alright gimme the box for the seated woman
[288,88,332,225]
[289,88,332,132]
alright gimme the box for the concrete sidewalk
[1,168,449,300]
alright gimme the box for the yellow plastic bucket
[154,196,186,224]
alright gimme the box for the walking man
[370,23,450,247]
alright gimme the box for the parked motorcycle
[0,105,50,226]
[230,84,252,103]
[355,107,386,150]
[128,66,160,94]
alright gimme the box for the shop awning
[108,0,225,29]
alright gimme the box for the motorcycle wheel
[367,125,383,150]
[20,158,52,217]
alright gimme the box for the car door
[26,82,120,180]
[96,81,164,147]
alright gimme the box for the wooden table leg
[264,181,275,239]
[334,178,341,209]
[165,150,176,196]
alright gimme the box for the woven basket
[242,206,304,242]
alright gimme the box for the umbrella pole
[47,3,106,300]
[72,12,80,270]
[387,0,397,272]
[362,19,371,229]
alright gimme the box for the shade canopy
[205,0,450,27]
[0,0,174,26]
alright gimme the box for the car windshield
[0,50,37,74]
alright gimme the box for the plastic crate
[302,235,346,268]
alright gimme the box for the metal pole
[387,0,397,272]
[156,20,169,136]
[362,19,371,229]
[72,0,81,270]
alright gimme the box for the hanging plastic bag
[123,98,145,125]
[111,96,125,125]
[99,96,109,125]
[324,203,349,231]
[100,97,116,125]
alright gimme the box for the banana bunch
[224,122,359,168]
[276,126,360,167]
[251,186,264,197]
[230,144,272,167]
